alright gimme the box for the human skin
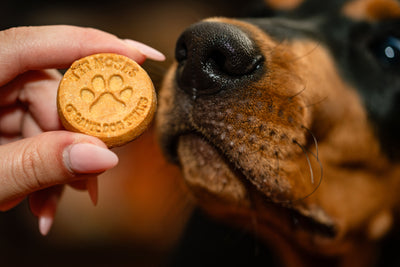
[0,25,165,235]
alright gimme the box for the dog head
[157,0,400,263]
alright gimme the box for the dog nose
[175,21,264,96]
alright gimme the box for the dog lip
[176,133,251,205]
[159,132,182,164]
[176,132,235,173]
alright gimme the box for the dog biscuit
[57,53,156,147]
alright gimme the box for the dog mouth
[176,133,251,207]
[173,132,337,239]
[170,103,297,206]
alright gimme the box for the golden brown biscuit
[57,53,156,147]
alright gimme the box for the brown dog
[157,0,400,266]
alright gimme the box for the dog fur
[156,0,400,266]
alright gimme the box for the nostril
[175,21,264,96]
[175,39,188,63]
[208,49,226,73]
[208,49,264,76]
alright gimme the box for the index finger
[0,25,147,86]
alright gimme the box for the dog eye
[371,36,400,69]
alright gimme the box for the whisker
[142,61,168,91]
[297,122,324,201]
[288,86,306,100]
[270,38,286,56]
[142,60,168,76]
[274,126,323,203]
[274,150,285,190]
[293,139,314,184]
[302,125,319,159]
[275,150,280,176]
[253,137,323,204]
[294,146,324,202]
[301,95,328,109]
[290,41,321,63]
[270,36,321,63]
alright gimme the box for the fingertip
[86,176,98,206]
[123,39,166,62]
[0,131,111,207]
[0,25,151,85]
[29,186,63,236]
[39,215,54,236]
[64,143,119,174]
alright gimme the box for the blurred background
[0,0,277,266]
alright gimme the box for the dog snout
[175,21,264,96]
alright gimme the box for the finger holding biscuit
[0,25,165,86]
[0,25,164,235]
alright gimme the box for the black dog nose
[175,21,264,96]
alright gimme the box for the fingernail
[124,39,166,61]
[87,177,98,206]
[39,215,54,236]
[64,143,119,174]
[37,192,60,236]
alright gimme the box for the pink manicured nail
[64,143,119,173]
[39,215,54,236]
[37,192,60,236]
[124,39,166,61]
[86,176,98,206]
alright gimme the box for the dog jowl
[157,0,400,265]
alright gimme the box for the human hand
[0,25,165,235]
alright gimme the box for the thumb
[0,131,118,205]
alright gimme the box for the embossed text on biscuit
[64,96,149,134]
[71,55,139,81]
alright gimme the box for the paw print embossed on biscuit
[57,53,156,148]
[80,74,133,114]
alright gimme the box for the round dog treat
[57,53,157,148]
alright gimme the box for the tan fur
[343,0,400,21]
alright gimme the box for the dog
[156,0,400,266]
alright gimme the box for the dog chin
[177,134,251,208]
